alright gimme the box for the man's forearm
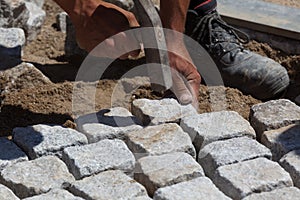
[160,0,190,33]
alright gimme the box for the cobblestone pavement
[1,99,300,199]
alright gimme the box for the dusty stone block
[279,150,300,188]
[76,107,142,143]
[131,98,197,125]
[0,138,28,171]
[13,124,88,159]
[23,189,83,200]
[262,124,300,161]
[213,157,293,199]
[0,0,29,28]
[126,123,196,159]
[62,139,135,179]
[0,156,75,199]
[0,184,19,200]
[69,170,148,200]
[181,111,256,152]
[153,177,230,200]
[135,152,204,196]
[24,0,45,8]
[56,12,68,33]
[243,187,300,200]
[198,136,272,178]
[250,99,300,140]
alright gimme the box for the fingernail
[180,94,192,105]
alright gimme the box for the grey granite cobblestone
[13,124,88,159]
[0,138,28,171]
[198,136,272,178]
[23,189,84,200]
[279,150,300,188]
[0,184,19,200]
[261,124,300,161]
[250,99,300,140]
[181,111,256,152]
[68,170,149,200]
[126,123,196,159]
[213,157,293,199]
[153,177,230,200]
[135,152,204,196]
[62,139,135,179]
[242,187,300,200]
[0,156,74,199]
[131,98,197,125]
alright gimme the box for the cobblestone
[250,99,300,140]
[76,107,142,143]
[13,124,88,159]
[181,111,256,152]
[279,150,300,188]
[126,123,195,159]
[213,157,293,199]
[261,124,300,161]
[243,187,300,200]
[134,152,204,196]
[198,136,272,178]
[0,184,19,200]
[153,177,230,200]
[69,170,149,200]
[23,189,83,200]
[131,98,197,125]
[0,156,74,199]
[62,139,135,179]
[0,138,28,171]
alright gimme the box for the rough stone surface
[0,0,29,28]
[13,124,88,159]
[62,139,135,179]
[0,156,75,199]
[0,28,25,68]
[69,170,149,200]
[0,138,28,171]
[76,107,142,143]
[24,0,45,8]
[56,12,68,33]
[213,157,293,199]
[23,189,83,200]
[131,98,197,125]
[126,123,196,159]
[181,111,256,152]
[262,124,300,161]
[198,136,272,178]
[243,187,300,200]
[0,184,19,200]
[279,150,300,188]
[135,152,204,196]
[250,99,300,140]
[153,177,230,200]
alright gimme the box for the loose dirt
[0,0,299,136]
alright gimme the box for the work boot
[185,10,290,100]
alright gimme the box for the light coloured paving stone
[62,139,135,179]
[250,99,300,140]
[213,157,293,200]
[243,187,300,200]
[56,12,68,33]
[153,177,230,200]
[25,0,45,8]
[76,107,143,143]
[23,189,83,200]
[198,136,272,178]
[69,170,149,200]
[131,98,197,125]
[181,111,256,152]
[135,152,204,196]
[13,124,88,159]
[0,138,28,171]
[279,150,300,188]
[0,156,75,199]
[262,124,300,161]
[126,123,196,159]
[0,184,19,200]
